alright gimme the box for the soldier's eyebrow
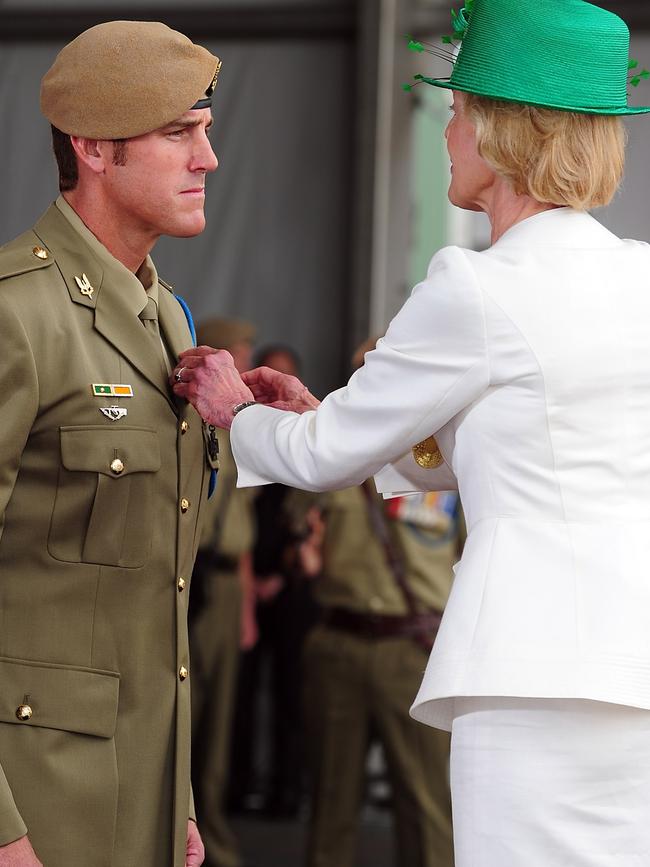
[163,117,214,131]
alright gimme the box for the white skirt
[450,697,650,867]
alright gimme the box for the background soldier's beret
[196,317,257,351]
[40,20,221,139]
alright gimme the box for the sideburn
[112,139,128,167]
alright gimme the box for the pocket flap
[0,657,120,738]
[60,426,161,476]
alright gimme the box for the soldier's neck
[63,190,157,274]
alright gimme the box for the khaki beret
[196,317,256,351]
[41,21,221,139]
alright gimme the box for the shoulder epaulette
[0,232,54,283]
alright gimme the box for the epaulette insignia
[0,238,55,283]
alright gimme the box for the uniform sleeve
[0,300,39,538]
[232,247,489,491]
[189,785,196,823]
[0,767,27,845]
[0,300,38,843]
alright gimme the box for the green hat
[411,0,650,116]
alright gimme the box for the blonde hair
[463,93,626,210]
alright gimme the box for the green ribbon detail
[442,1,474,46]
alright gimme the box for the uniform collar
[55,194,159,312]
[33,200,175,406]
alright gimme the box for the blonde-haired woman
[175,0,650,862]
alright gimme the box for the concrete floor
[232,806,394,867]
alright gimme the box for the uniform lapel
[159,287,197,416]
[159,286,194,364]
[93,281,173,403]
[34,203,176,405]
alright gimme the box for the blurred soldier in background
[228,345,320,819]
[295,339,459,867]
[190,317,258,867]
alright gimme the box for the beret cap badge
[207,61,222,97]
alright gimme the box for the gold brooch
[412,435,443,469]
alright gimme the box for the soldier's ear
[69,136,109,176]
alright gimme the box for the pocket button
[110,458,125,475]
[16,704,33,721]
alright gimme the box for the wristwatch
[232,400,257,416]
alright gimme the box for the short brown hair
[51,125,78,191]
[50,125,129,191]
[463,94,626,210]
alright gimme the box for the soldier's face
[102,108,218,239]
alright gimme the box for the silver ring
[175,366,187,383]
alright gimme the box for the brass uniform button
[180,497,190,513]
[16,704,33,721]
[32,246,48,260]
[110,458,125,475]
[177,577,186,592]
[179,666,189,681]
[180,420,189,434]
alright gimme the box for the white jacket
[232,207,650,729]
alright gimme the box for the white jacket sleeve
[231,247,489,491]
[373,450,458,498]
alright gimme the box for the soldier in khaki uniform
[0,22,221,867]
[291,340,458,867]
[190,319,258,867]
[299,485,459,867]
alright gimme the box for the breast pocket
[48,425,161,568]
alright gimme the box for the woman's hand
[171,346,254,429]
[241,367,320,414]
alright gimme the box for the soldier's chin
[169,212,207,237]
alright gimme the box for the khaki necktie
[139,296,171,375]
[139,296,159,337]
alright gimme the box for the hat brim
[420,77,650,116]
